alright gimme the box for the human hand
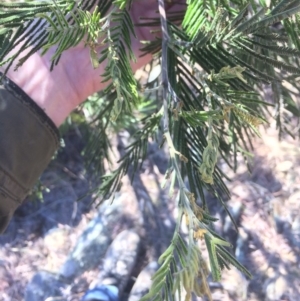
[1,1,183,127]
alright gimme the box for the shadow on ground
[0,126,300,301]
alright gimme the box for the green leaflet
[37,6,102,60]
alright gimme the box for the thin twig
[158,0,170,132]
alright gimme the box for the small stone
[276,161,293,172]
[264,275,288,301]
[44,226,70,252]
[147,65,161,83]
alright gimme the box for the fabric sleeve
[0,72,60,233]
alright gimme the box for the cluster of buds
[174,244,212,301]
[199,120,219,184]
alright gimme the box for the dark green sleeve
[0,73,60,233]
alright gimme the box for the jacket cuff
[0,72,60,233]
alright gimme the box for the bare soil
[0,123,300,301]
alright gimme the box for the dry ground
[0,121,300,301]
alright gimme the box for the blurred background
[0,90,300,301]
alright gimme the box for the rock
[221,268,249,301]
[270,197,288,234]
[291,216,300,247]
[264,274,288,301]
[90,230,141,296]
[147,64,161,83]
[44,226,71,253]
[60,197,128,281]
[235,227,249,263]
[128,262,158,301]
[24,271,66,301]
[276,160,293,172]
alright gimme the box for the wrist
[1,54,79,128]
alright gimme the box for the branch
[158,0,170,132]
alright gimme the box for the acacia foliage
[1,0,300,300]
